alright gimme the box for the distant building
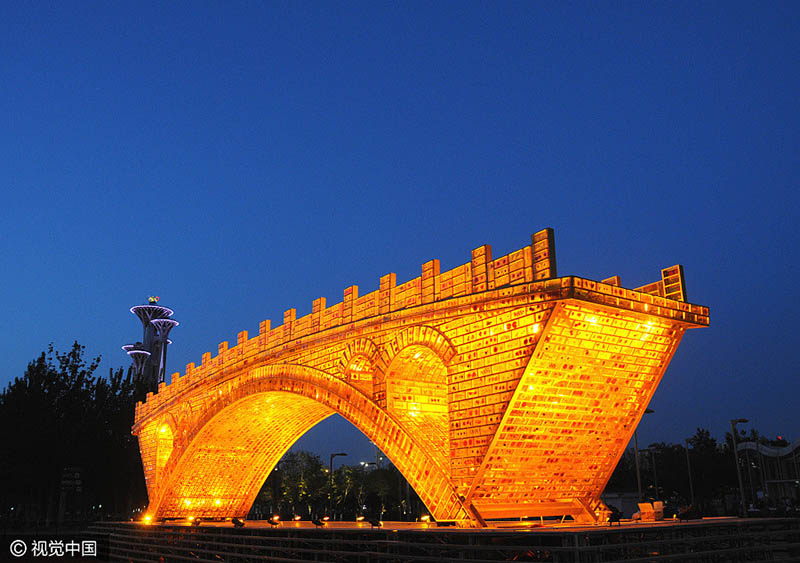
[738,438,800,506]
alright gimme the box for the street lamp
[369,441,383,469]
[730,418,749,517]
[684,439,695,507]
[634,408,654,502]
[649,447,660,498]
[329,452,347,518]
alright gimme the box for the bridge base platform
[89,518,800,562]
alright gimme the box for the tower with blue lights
[124,296,179,391]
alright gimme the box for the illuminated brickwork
[464,302,685,519]
[133,229,709,525]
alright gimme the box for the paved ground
[160,515,745,532]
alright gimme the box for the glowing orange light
[293,515,302,521]
[132,229,707,526]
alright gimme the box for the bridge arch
[375,325,457,472]
[337,337,385,394]
[154,414,176,482]
[378,325,457,374]
[147,364,473,523]
[383,345,451,472]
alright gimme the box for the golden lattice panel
[466,301,685,517]
[133,230,708,525]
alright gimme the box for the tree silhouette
[0,343,148,528]
[605,427,744,516]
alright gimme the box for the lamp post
[634,408,654,502]
[329,452,347,518]
[730,418,749,517]
[649,447,660,499]
[793,447,800,485]
[684,439,695,506]
[370,441,383,469]
[744,446,756,505]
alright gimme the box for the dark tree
[0,343,148,528]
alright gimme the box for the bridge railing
[135,233,709,421]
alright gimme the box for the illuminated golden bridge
[132,228,709,526]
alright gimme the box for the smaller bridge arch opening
[338,338,383,395]
[342,353,373,394]
[384,344,450,470]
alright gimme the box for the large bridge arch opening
[153,392,334,519]
[146,365,471,522]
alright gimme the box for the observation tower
[124,296,179,392]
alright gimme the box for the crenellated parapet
[135,229,707,419]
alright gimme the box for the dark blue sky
[1,2,797,463]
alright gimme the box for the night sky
[1,3,798,464]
